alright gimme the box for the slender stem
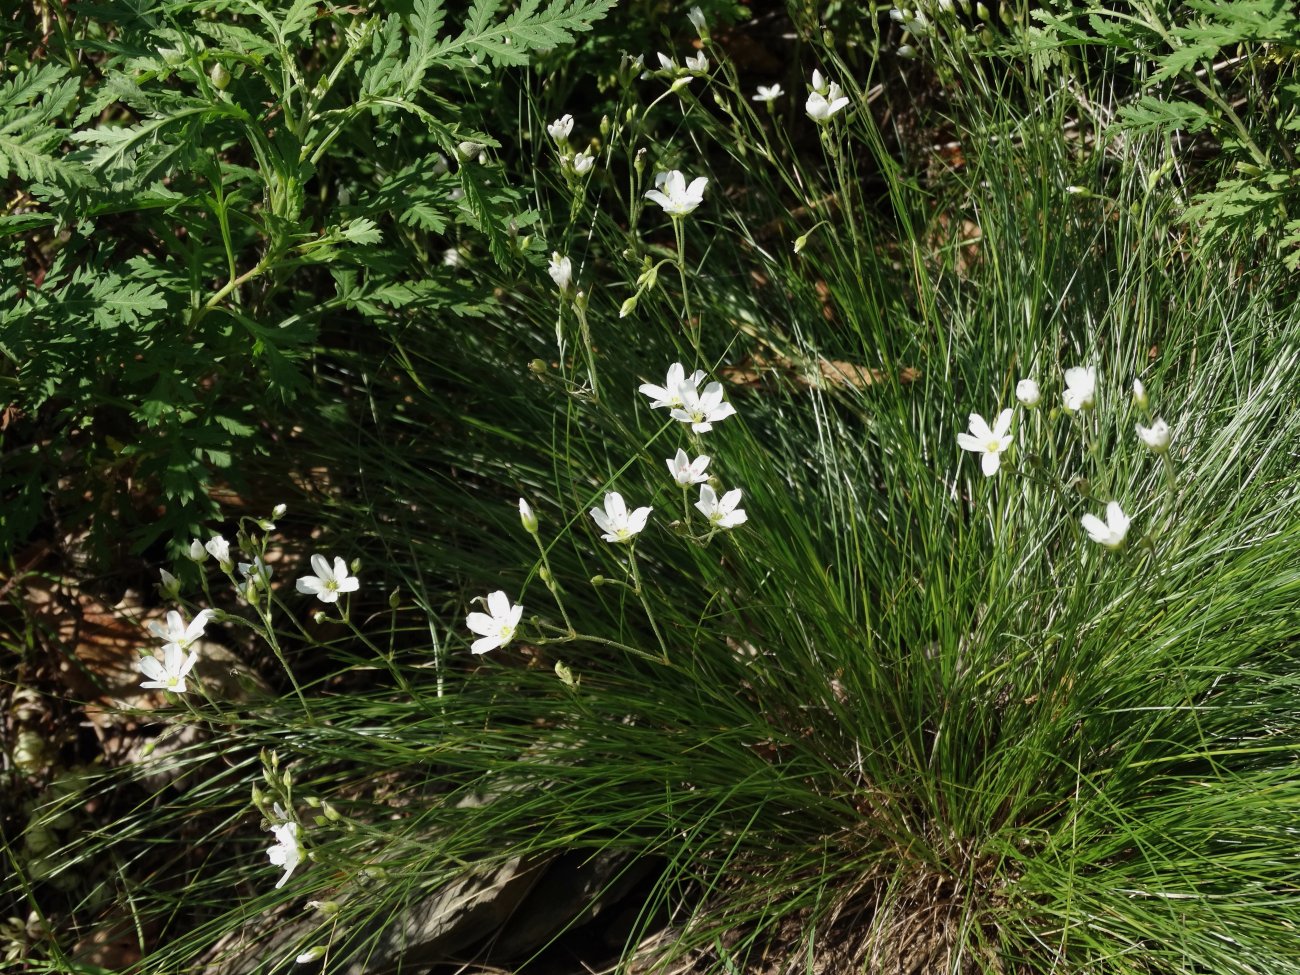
[627,550,669,664]
[531,532,574,635]
[672,217,698,360]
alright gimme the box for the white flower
[519,498,539,533]
[187,539,208,563]
[685,52,709,74]
[639,362,706,409]
[266,820,303,890]
[547,114,574,141]
[644,171,708,217]
[465,590,524,654]
[752,84,784,102]
[148,608,214,650]
[1081,501,1131,550]
[548,252,572,292]
[695,484,748,529]
[138,642,199,694]
[667,448,711,487]
[1062,366,1097,412]
[589,492,652,543]
[670,381,737,433]
[295,554,360,604]
[205,534,232,568]
[1136,418,1172,454]
[956,409,1014,477]
[688,5,706,32]
[1016,379,1041,408]
[811,69,829,94]
[806,87,850,123]
[1132,378,1148,409]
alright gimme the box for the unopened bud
[159,569,181,599]
[456,140,486,161]
[188,539,208,563]
[519,498,539,533]
[590,575,605,586]
[313,611,328,624]
[619,295,638,318]
[295,946,327,964]
[272,503,287,519]
[389,588,401,609]
[529,358,548,373]
[1132,378,1148,410]
[210,62,231,90]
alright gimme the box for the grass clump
[5,4,1300,975]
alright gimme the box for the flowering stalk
[624,550,669,664]
[671,215,699,358]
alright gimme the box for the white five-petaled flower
[138,642,200,694]
[589,492,652,544]
[645,171,708,217]
[668,448,711,487]
[670,381,737,433]
[205,534,232,568]
[548,252,572,292]
[956,409,1014,477]
[1136,418,1172,454]
[752,84,784,102]
[1016,378,1041,408]
[465,590,524,654]
[547,114,574,142]
[1062,366,1097,412]
[685,52,708,74]
[266,820,303,890]
[148,608,214,650]
[1081,501,1131,550]
[571,149,595,175]
[695,484,748,529]
[295,554,360,604]
[639,362,706,409]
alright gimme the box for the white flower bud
[519,498,539,534]
[1015,378,1041,408]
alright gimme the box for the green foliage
[0,0,613,557]
[1021,1,1300,264]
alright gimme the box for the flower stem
[627,550,669,664]
[672,217,698,360]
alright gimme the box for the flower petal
[980,451,1001,477]
[487,590,510,619]
[967,413,992,440]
